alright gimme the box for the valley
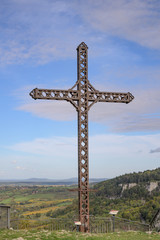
[0,168,160,230]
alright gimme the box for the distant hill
[0,177,107,185]
[52,168,160,224]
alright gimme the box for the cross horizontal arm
[88,91,134,104]
[30,88,79,101]
[30,88,79,110]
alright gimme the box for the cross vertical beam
[29,42,134,233]
[77,43,89,232]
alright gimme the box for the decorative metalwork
[30,42,134,232]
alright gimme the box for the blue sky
[0,0,160,179]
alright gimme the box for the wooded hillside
[54,168,160,223]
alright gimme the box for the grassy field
[0,230,159,240]
[0,186,77,219]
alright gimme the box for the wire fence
[90,216,150,233]
[10,216,150,233]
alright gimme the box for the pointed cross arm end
[76,42,88,50]
[127,92,134,103]
[29,88,37,100]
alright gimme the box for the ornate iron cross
[30,42,134,232]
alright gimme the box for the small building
[0,205,10,229]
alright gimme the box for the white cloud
[15,166,26,171]
[0,0,160,65]
[90,87,160,133]
[17,85,160,133]
[79,0,160,49]
[0,0,81,65]
[11,160,17,164]
[18,101,76,121]
[9,136,77,157]
[7,133,160,178]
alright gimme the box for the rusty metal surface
[30,88,134,104]
[30,42,134,232]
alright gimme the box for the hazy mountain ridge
[0,177,107,185]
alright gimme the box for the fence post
[112,215,115,232]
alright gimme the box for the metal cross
[30,42,134,232]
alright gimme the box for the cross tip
[29,88,37,99]
[29,90,33,98]
[77,42,88,50]
[128,92,134,102]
